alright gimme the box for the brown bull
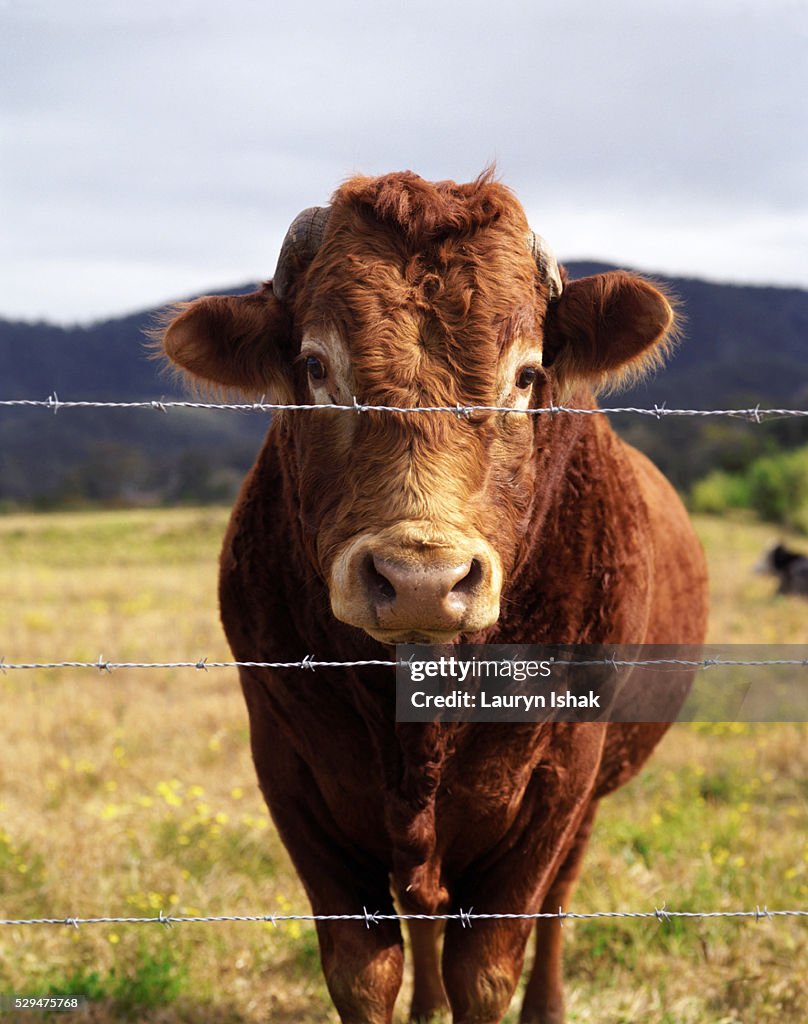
[160,171,708,1024]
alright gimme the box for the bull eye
[306,355,328,382]
[516,366,539,390]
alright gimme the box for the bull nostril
[334,541,499,638]
[362,554,396,603]
[450,558,483,596]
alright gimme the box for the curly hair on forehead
[330,167,528,246]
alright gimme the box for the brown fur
[544,269,681,399]
[159,171,709,1024]
[151,287,294,401]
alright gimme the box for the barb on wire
[2,656,808,674]
[1,395,808,420]
[0,907,806,928]
[654,903,671,925]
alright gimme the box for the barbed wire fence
[2,907,807,930]
[3,655,807,929]
[2,655,808,674]
[1,394,808,420]
[2,394,807,935]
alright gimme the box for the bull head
[160,172,675,644]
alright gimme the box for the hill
[1,267,806,505]
[0,288,264,506]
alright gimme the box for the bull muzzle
[329,526,502,644]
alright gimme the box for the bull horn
[527,231,563,301]
[272,206,331,302]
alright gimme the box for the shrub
[691,470,751,515]
[690,444,808,533]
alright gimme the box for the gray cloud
[1,0,806,321]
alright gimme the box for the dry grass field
[0,508,806,1023]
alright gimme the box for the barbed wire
[0,656,393,673]
[2,655,808,674]
[1,906,806,929]
[1,394,807,421]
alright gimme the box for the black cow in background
[756,543,808,597]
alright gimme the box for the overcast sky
[2,0,806,324]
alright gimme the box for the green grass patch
[45,943,187,1016]
[291,930,322,977]
[0,830,46,897]
[0,507,228,569]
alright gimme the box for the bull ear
[155,285,294,401]
[542,271,677,397]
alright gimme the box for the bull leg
[519,802,599,1024]
[314,900,404,1024]
[408,918,449,1021]
[440,732,604,1024]
[441,914,534,1024]
[277,837,404,1024]
[244,707,404,1022]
